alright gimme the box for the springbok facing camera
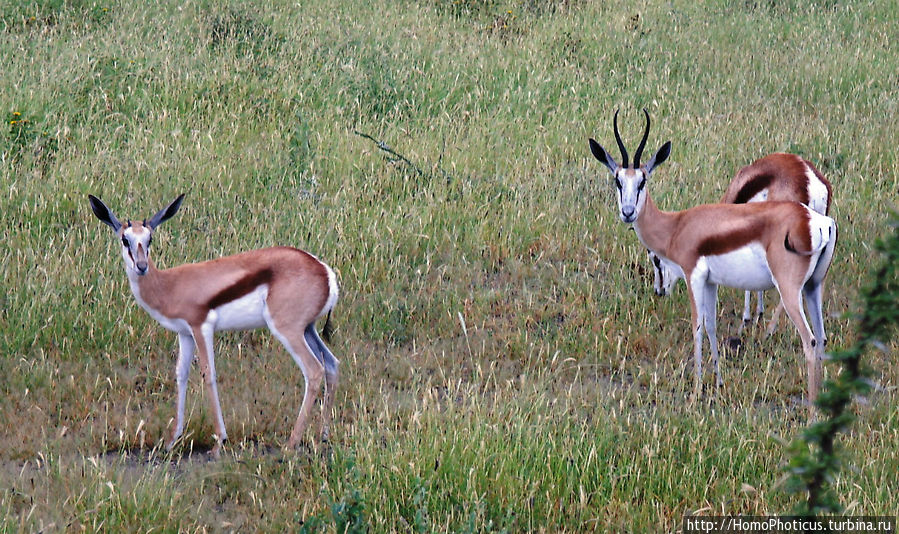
[589,110,837,410]
[89,194,339,457]
[649,153,833,336]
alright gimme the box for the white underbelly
[704,244,775,291]
[210,285,269,331]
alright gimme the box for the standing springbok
[589,110,837,410]
[89,194,339,457]
[649,153,832,335]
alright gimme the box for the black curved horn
[634,108,651,168]
[613,109,630,168]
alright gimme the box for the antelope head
[89,194,185,276]
[589,109,671,223]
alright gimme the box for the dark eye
[638,178,646,191]
[148,235,153,246]
[614,176,622,190]
[122,236,129,248]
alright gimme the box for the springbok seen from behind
[589,110,837,412]
[89,194,339,457]
[649,153,833,335]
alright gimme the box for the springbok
[589,110,837,410]
[649,153,832,335]
[89,194,339,456]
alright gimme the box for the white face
[613,167,648,224]
[120,224,153,276]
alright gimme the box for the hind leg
[777,285,819,415]
[266,319,324,449]
[803,281,826,397]
[305,325,339,441]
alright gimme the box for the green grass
[2,0,898,531]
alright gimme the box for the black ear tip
[588,139,605,161]
[657,141,673,162]
[88,195,103,211]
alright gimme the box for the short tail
[784,230,818,256]
[321,310,334,343]
[784,231,805,255]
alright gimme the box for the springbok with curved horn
[88,194,340,457]
[589,110,837,410]
[649,153,832,335]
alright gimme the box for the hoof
[725,336,743,352]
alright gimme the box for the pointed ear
[644,141,671,175]
[88,195,123,232]
[147,193,185,229]
[589,138,620,174]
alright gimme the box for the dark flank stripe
[695,221,766,256]
[207,268,273,309]
[732,172,774,204]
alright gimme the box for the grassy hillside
[1,0,897,531]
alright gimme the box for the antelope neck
[632,192,677,257]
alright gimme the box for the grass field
[1,0,897,531]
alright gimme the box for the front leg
[737,290,753,335]
[685,283,704,396]
[166,332,196,450]
[193,324,228,458]
[702,284,722,388]
[755,290,765,322]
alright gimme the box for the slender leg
[686,282,704,395]
[265,317,324,449]
[765,301,784,337]
[703,284,722,388]
[777,286,819,415]
[193,325,228,457]
[755,290,765,322]
[305,325,339,441]
[738,290,753,335]
[804,281,826,402]
[166,332,195,450]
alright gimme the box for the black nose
[622,206,635,219]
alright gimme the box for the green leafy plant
[785,215,899,514]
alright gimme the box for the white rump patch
[804,165,830,214]
[321,264,339,318]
